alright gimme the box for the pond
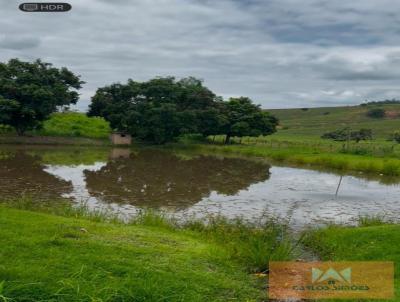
[1,145,400,228]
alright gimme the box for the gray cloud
[0,0,399,110]
[0,36,41,50]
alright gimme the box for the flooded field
[1,145,400,228]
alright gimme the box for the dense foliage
[88,77,278,144]
[0,59,83,135]
[321,128,373,142]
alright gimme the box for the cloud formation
[1,0,399,110]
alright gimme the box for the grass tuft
[358,214,391,227]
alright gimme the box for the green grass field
[3,202,400,301]
[269,103,400,140]
[304,221,400,300]
[0,201,295,301]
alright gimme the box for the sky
[1,0,400,110]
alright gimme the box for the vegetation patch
[190,143,400,176]
[302,222,400,298]
[38,112,111,139]
[0,201,294,301]
[367,108,386,118]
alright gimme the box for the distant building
[110,132,132,145]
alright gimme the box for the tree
[88,77,226,144]
[0,59,83,135]
[221,97,278,144]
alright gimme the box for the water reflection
[84,149,271,209]
[1,146,400,228]
[0,150,72,200]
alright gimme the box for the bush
[321,128,349,141]
[367,108,385,118]
[321,128,373,142]
[390,131,400,144]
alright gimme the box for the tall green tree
[221,97,278,144]
[0,59,83,135]
[88,77,224,143]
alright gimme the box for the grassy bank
[0,135,109,146]
[303,221,400,299]
[189,143,400,177]
[1,112,111,140]
[0,202,293,301]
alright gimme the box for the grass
[269,103,400,140]
[37,112,111,139]
[303,222,400,300]
[358,214,392,227]
[0,199,294,301]
[184,142,400,177]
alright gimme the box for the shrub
[367,108,385,118]
[389,131,400,144]
[321,128,372,142]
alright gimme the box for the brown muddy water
[1,145,400,228]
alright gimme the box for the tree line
[0,59,278,144]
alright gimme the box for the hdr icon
[19,3,72,12]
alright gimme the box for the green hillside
[269,104,400,139]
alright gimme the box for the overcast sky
[1,0,400,110]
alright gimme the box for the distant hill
[268,104,400,139]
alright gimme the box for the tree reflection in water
[84,149,271,209]
[0,150,72,200]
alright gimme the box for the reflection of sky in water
[43,161,400,229]
[44,163,139,217]
[181,167,400,228]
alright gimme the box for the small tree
[221,97,278,144]
[367,108,385,118]
[0,59,83,135]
